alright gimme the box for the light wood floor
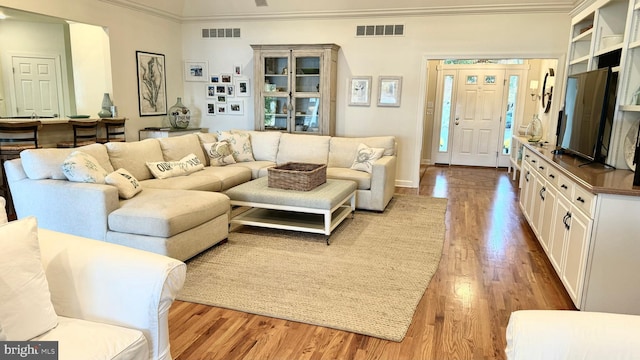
[168,166,575,360]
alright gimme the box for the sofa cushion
[190,165,252,190]
[106,139,164,181]
[327,167,372,190]
[0,217,58,341]
[228,160,275,179]
[0,197,7,224]
[195,133,219,166]
[33,316,149,360]
[146,153,204,179]
[62,151,110,183]
[247,131,281,162]
[140,168,223,192]
[276,133,330,165]
[328,136,396,168]
[203,141,236,166]
[20,143,113,180]
[158,133,207,165]
[350,143,385,174]
[105,168,143,199]
[108,189,229,238]
[218,131,255,162]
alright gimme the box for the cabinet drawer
[546,166,559,187]
[557,174,574,199]
[535,159,549,176]
[573,186,596,217]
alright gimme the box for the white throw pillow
[146,153,205,179]
[0,197,7,225]
[0,217,58,340]
[61,151,109,183]
[203,141,236,166]
[218,131,255,162]
[105,168,143,199]
[350,143,385,174]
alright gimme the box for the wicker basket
[268,162,327,191]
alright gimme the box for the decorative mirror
[541,68,555,113]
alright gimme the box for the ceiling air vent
[202,28,241,38]
[356,24,404,37]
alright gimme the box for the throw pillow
[146,153,205,179]
[105,168,143,199]
[61,151,109,183]
[350,143,385,174]
[203,141,236,166]
[0,217,58,340]
[218,131,255,162]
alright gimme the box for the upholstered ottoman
[105,188,230,261]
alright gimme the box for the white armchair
[0,197,186,360]
[505,310,640,360]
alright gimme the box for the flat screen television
[557,67,615,163]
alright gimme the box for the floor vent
[202,28,241,38]
[355,24,404,37]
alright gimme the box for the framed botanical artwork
[221,74,233,83]
[210,74,220,83]
[184,60,208,82]
[348,76,372,106]
[136,51,167,116]
[206,102,216,116]
[377,76,402,107]
[236,79,250,97]
[206,85,216,98]
[228,100,244,115]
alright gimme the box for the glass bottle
[526,114,543,142]
[168,97,190,129]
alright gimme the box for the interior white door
[11,56,60,117]
[450,70,505,167]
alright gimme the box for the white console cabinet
[520,144,640,313]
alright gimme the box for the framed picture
[221,74,233,83]
[216,104,227,115]
[210,74,220,83]
[348,76,372,106]
[216,95,226,103]
[206,85,216,98]
[236,79,250,97]
[228,100,244,115]
[233,65,242,76]
[136,51,167,116]
[215,85,227,95]
[184,60,208,82]
[206,102,216,116]
[226,85,235,97]
[377,76,402,107]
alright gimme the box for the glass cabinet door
[293,55,321,93]
[263,55,289,130]
[293,97,320,133]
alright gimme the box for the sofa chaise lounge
[4,130,396,260]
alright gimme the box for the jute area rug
[177,194,447,342]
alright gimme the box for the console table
[138,127,206,140]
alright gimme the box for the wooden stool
[0,120,42,219]
[97,118,126,143]
[57,120,99,148]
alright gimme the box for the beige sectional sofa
[4,130,396,260]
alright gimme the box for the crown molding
[98,0,182,22]
[182,4,575,22]
[99,1,575,23]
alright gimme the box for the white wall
[182,12,571,187]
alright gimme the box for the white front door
[11,56,61,117]
[450,70,505,167]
